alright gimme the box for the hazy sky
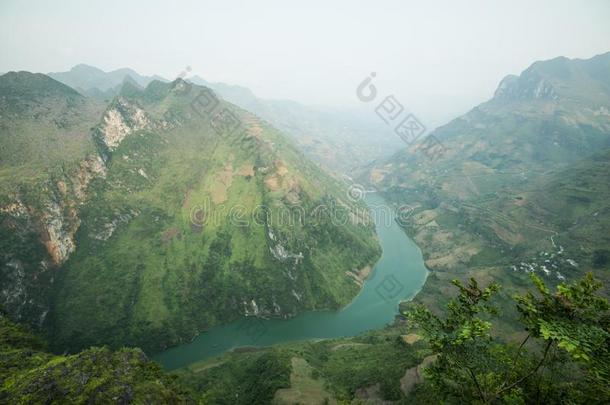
[1,0,610,126]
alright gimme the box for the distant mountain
[189,75,404,172]
[48,64,167,101]
[48,63,167,91]
[366,52,610,316]
[0,73,381,353]
[494,54,610,103]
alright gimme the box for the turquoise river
[154,194,429,369]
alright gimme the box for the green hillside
[366,52,610,327]
[0,72,104,181]
[0,73,381,354]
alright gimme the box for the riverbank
[153,194,429,369]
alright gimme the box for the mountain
[366,52,610,318]
[48,65,405,173]
[0,71,104,171]
[48,64,166,92]
[188,75,404,173]
[48,64,167,101]
[0,72,107,326]
[0,72,381,353]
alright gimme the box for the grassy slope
[48,80,381,353]
[0,72,103,187]
[186,76,405,173]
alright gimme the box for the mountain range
[1,51,609,403]
[44,65,405,172]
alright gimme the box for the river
[154,193,429,370]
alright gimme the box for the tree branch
[467,366,487,403]
[494,340,552,398]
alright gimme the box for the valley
[0,73,382,355]
[1,44,609,403]
[153,193,428,369]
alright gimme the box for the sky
[1,0,610,127]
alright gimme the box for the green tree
[407,273,610,404]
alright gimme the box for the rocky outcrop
[40,153,107,265]
[494,73,557,101]
[96,97,151,151]
[0,152,107,326]
[39,199,78,265]
[89,209,139,242]
[73,154,107,199]
[400,354,437,396]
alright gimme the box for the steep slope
[0,312,194,403]
[0,75,382,353]
[367,52,610,318]
[0,72,106,327]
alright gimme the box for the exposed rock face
[97,97,151,150]
[0,153,107,324]
[40,153,107,265]
[89,209,139,241]
[0,199,29,217]
[73,154,107,199]
[494,72,557,101]
[400,354,437,396]
[0,92,156,330]
[40,200,77,265]
[0,198,49,323]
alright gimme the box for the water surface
[154,194,428,369]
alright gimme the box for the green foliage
[175,325,428,403]
[408,278,500,352]
[0,75,380,353]
[516,273,610,385]
[0,313,195,404]
[308,332,423,400]
[407,274,610,404]
[178,350,290,404]
[592,249,610,268]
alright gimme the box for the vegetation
[0,73,381,354]
[406,274,610,403]
[177,350,291,404]
[370,53,610,335]
[0,311,194,404]
[2,52,610,403]
[173,324,429,403]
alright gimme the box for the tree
[406,273,610,404]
